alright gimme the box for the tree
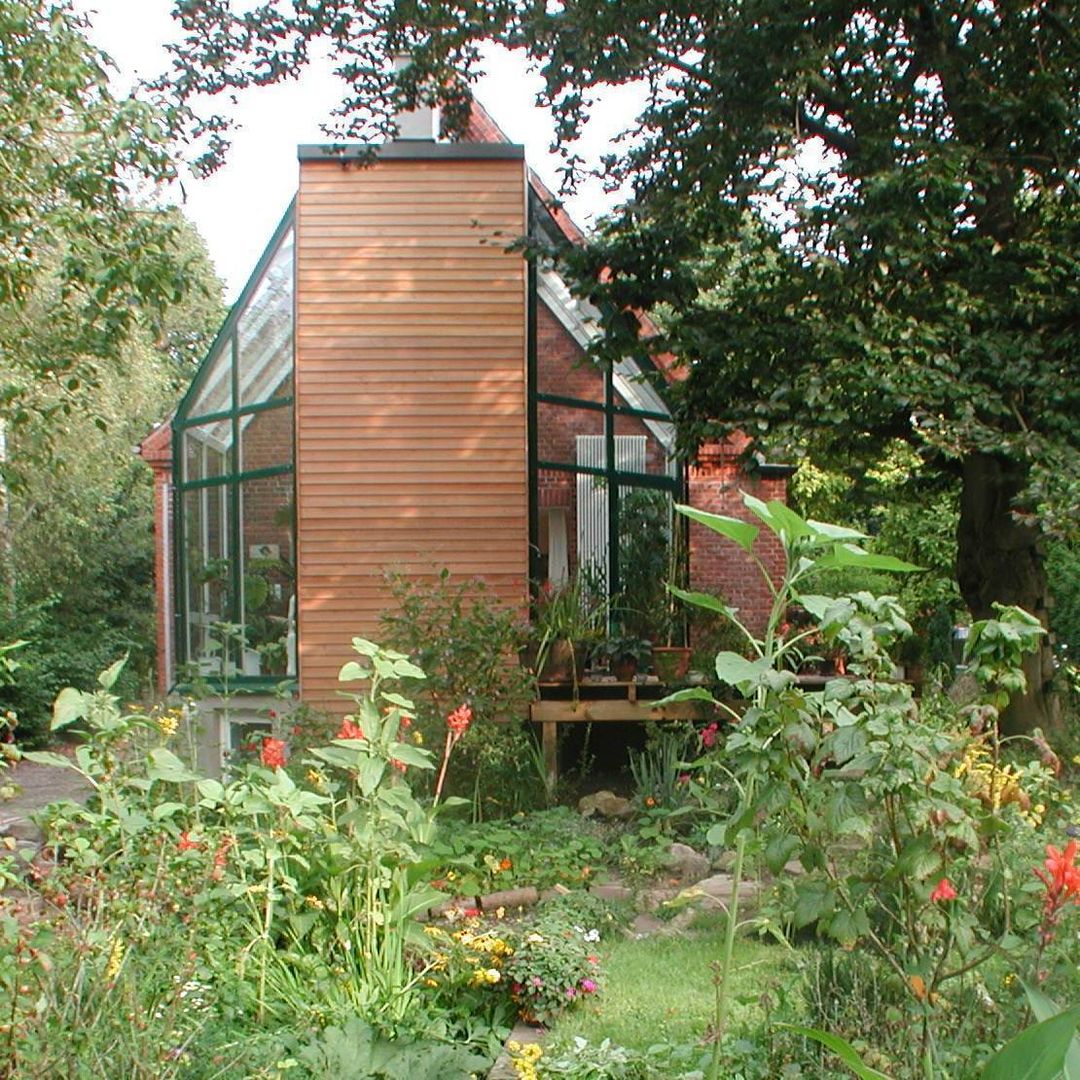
[0,215,224,741]
[159,1,1079,731]
[0,0,191,439]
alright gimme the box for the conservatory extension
[139,102,789,767]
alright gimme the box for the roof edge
[298,142,525,161]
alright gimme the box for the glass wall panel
[238,474,295,677]
[238,226,294,407]
[239,401,293,475]
[173,203,296,683]
[180,484,233,674]
[184,336,233,420]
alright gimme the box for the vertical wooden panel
[295,154,528,712]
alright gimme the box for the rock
[663,842,710,882]
[588,882,633,903]
[578,790,633,819]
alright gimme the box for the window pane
[184,335,233,420]
[181,485,233,674]
[238,402,293,474]
[238,226,294,408]
[181,421,234,485]
[238,474,295,677]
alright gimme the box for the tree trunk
[957,453,1060,736]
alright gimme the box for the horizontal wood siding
[296,157,528,711]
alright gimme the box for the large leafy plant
[663,494,1053,1077]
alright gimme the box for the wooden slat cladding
[296,156,529,713]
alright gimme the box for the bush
[380,569,540,816]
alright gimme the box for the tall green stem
[709,772,755,1080]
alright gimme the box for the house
[140,100,791,773]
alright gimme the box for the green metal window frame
[172,200,298,691]
[526,187,687,612]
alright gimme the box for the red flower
[447,704,473,736]
[1034,840,1080,909]
[700,722,719,749]
[391,758,407,773]
[930,878,958,903]
[177,831,201,852]
[399,714,412,730]
[260,737,287,769]
[336,717,365,740]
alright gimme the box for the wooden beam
[529,699,706,723]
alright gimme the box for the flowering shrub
[503,915,604,1025]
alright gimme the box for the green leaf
[339,660,370,682]
[815,546,922,573]
[805,521,870,542]
[146,748,200,784]
[982,1005,1080,1080]
[387,743,434,770]
[655,686,720,707]
[674,502,759,553]
[51,687,87,731]
[97,656,128,691]
[21,750,78,771]
[357,757,386,797]
[1022,982,1080,1080]
[197,778,225,803]
[765,834,800,874]
[390,658,426,680]
[151,802,186,820]
[714,651,766,690]
[793,882,836,927]
[667,584,739,620]
[778,1025,892,1079]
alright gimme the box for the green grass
[544,928,794,1053]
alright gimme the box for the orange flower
[399,714,412,730]
[499,857,513,872]
[447,704,473,736]
[336,717,364,740]
[930,878,958,903]
[391,758,407,773]
[177,831,201,852]
[645,796,656,808]
[1034,840,1080,910]
[260,737,287,769]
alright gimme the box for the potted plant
[594,634,653,681]
[527,573,607,689]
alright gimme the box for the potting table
[529,678,710,786]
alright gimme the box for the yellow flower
[104,938,125,980]
[412,731,424,745]
[158,712,179,738]
[484,968,501,984]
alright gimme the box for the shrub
[380,568,540,816]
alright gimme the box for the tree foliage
[0,0,192,437]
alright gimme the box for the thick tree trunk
[957,453,1060,736]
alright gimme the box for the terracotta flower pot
[652,645,691,683]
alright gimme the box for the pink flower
[581,978,597,993]
[260,737,287,769]
[700,722,719,749]
[930,878,958,903]
[565,986,577,999]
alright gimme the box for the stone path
[0,749,91,863]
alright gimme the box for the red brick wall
[687,435,788,637]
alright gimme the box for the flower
[399,714,412,729]
[158,711,179,738]
[177,831,201,852]
[390,758,407,773]
[336,717,364,740]
[644,795,656,808]
[1034,840,1080,910]
[260,737,287,769]
[581,978,598,993]
[701,722,720,749]
[500,857,513,871]
[930,878,958,903]
[447,704,473,736]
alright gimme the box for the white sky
[77,0,640,299]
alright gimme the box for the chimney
[392,54,441,141]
